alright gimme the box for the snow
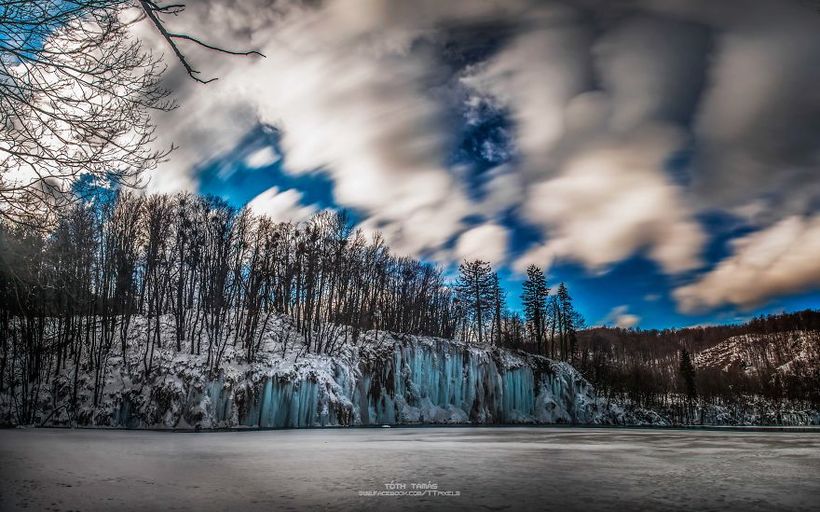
[1,427,818,511]
[3,315,817,428]
[696,331,820,375]
[0,314,628,428]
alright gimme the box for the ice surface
[1,427,818,511]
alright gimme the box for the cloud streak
[127,0,820,313]
[674,215,820,313]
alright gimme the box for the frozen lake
[1,427,818,511]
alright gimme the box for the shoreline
[4,423,820,433]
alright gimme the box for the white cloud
[674,215,820,313]
[603,305,640,329]
[516,125,705,274]
[139,0,511,255]
[469,12,708,277]
[593,15,709,131]
[478,165,525,217]
[119,0,820,313]
[245,147,280,169]
[454,223,509,265]
[462,8,590,180]
[246,186,317,223]
[646,0,820,218]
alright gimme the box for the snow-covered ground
[696,330,820,375]
[3,315,817,427]
[0,315,630,428]
[1,427,818,511]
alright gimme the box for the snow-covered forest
[1,193,818,427]
[0,192,589,426]
[576,312,820,424]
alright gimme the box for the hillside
[695,331,820,376]
[574,312,820,424]
[1,194,818,427]
[0,314,628,428]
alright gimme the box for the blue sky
[136,0,820,331]
[7,2,820,329]
[195,120,820,330]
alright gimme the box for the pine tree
[679,348,697,423]
[455,260,495,345]
[491,273,505,346]
[521,265,549,354]
[556,282,584,361]
[679,348,697,400]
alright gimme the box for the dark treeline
[576,310,820,419]
[0,192,583,423]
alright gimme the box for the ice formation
[5,315,817,427]
[142,334,615,429]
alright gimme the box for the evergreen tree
[556,282,584,361]
[455,260,494,345]
[679,348,697,400]
[548,294,559,358]
[491,273,505,346]
[521,265,549,354]
[679,348,698,423]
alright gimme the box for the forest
[0,191,583,419]
[1,191,818,425]
[576,310,820,420]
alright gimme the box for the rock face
[115,335,620,429]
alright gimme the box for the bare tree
[0,1,262,227]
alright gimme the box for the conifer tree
[455,260,494,345]
[491,273,505,346]
[556,282,584,361]
[679,348,698,423]
[521,265,549,354]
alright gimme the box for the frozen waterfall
[187,337,608,429]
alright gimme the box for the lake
[1,427,818,511]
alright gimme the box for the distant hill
[574,310,820,418]
[695,331,820,376]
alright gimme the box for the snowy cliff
[1,315,629,428]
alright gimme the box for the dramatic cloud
[124,0,820,314]
[647,0,820,219]
[674,215,820,313]
[478,165,525,217]
[462,6,590,180]
[593,15,709,131]
[469,10,708,275]
[139,0,524,255]
[454,223,509,265]
[515,124,705,274]
[246,186,317,223]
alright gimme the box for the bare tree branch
[138,0,264,84]
[0,0,265,227]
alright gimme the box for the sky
[127,0,820,330]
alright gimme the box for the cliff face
[197,336,617,429]
[5,315,819,428]
[1,315,626,428]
